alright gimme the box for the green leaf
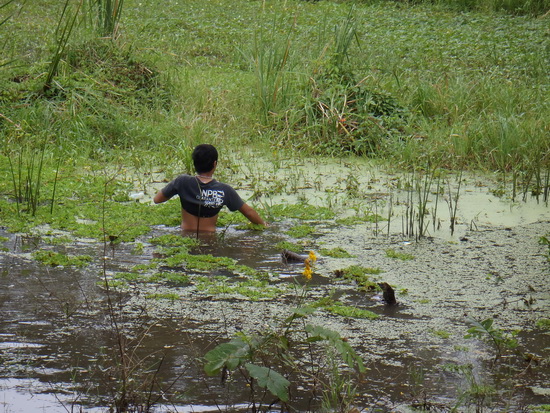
[464,317,493,339]
[284,306,317,324]
[304,324,366,373]
[305,324,341,341]
[204,340,249,376]
[245,363,290,402]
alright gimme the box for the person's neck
[196,173,214,182]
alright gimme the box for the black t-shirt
[160,175,245,218]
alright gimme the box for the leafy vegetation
[204,305,365,409]
[0,1,548,411]
[464,316,519,363]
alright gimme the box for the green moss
[32,250,93,268]
[216,210,248,227]
[44,236,73,245]
[132,243,144,255]
[149,272,190,284]
[275,241,303,253]
[268,203,335,221]
[319,247,354,258]
[335,265,382,290]
[145,293,180,301]
[431,329,451,339]
[207,279,287,301]
[132,263,157,272]
[99,279,129,289]
[336,214,385,226]
[150,234,199,248]
[286,224,316,238]
[385,248,415,261]
[115,272,142,282]
[326,304,379,319]
[535,319,550,330]
[227,264,269,280]
[234,223,266,231]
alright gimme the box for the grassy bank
[1,0,548,179]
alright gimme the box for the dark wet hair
[192,144,218,173]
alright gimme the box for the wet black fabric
[160,175,244,217]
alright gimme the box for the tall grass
[435,0,549,15]
[0,0,547,179]
[245,24,296,123]
[88,0,124,37]
[43,0,83,93]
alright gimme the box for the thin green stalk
[7,154,20,215]
[44,0,83,93]
[432,172,441,232]
[448,170,463,236]
[50,156,62,214]
[31,144,46,216]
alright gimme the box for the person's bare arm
[239,203,267,226]
[153,191,169,204]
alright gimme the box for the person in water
[153,144,267,232]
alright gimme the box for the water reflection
[1,168,549,412]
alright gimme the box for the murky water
[1,162,549,412]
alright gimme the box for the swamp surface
[1,157,549,412]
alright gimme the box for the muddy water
[1,161,549,412]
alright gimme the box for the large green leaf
[204,339,249,376]
[283,305,317,325]
[305,324,366,373]
[245,363,290,402]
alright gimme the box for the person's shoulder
[213,180,236,190]
[171,174,194,185]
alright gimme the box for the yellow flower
[308,251,317,263]
[303,265,312,280]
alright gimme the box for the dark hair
[192,144,218,173]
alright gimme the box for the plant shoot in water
[464,316,519,364]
